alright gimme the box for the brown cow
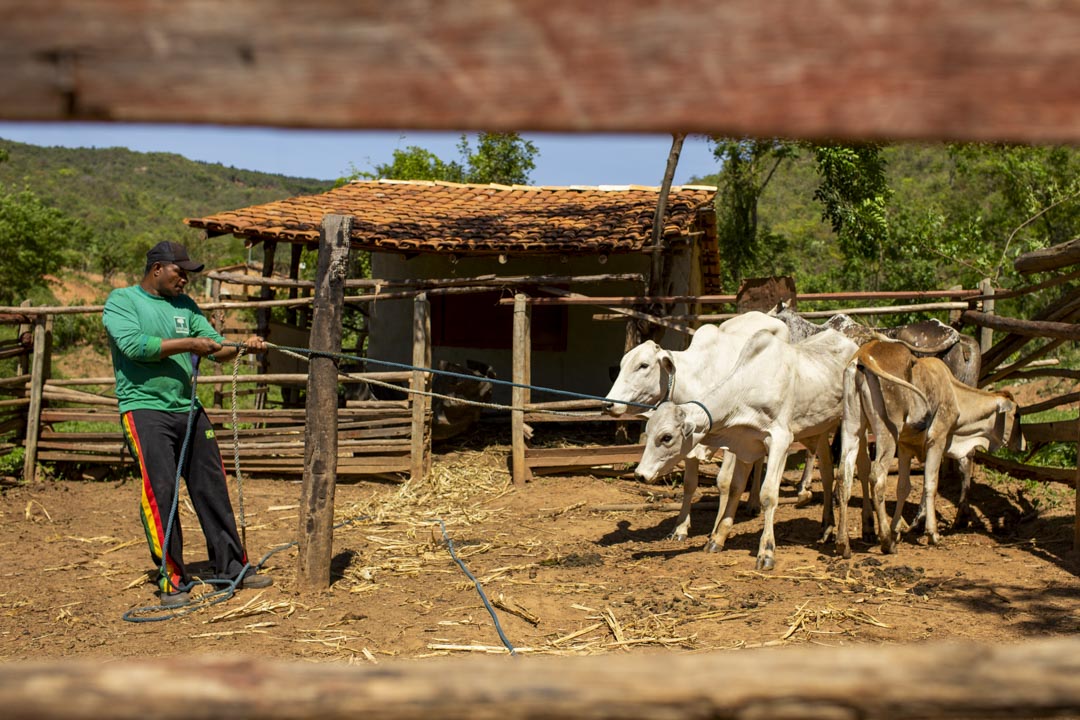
[835,339,1022,557]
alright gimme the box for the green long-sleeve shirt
[102,285,224,413]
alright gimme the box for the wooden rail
[3,636,1080,719]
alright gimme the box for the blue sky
[0,122,721,187]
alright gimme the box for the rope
[685,399,714,430]
[430,518,517,656]
[221,341,657,415]
[230,350,247,548]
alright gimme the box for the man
[103,241,273,605]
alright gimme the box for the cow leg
[756,430,794,571]
[795,447,816,507]
[862,380,898,554]
[871,433,898,554]
[953,455,974,529]
[746,459,764,516]
[706,458,751,553]
[921,444,945,546]
[857,435,875,543]
[669,457,699,541]
[816,434,836,542]
[835,414,865,560]
[891,446,913,548]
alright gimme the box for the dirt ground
[5,277,1077,664]
[2,432,1077,664]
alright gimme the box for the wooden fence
[0,296,433,484]
[3,635,1080,719]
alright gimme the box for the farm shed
[185,179,721,402]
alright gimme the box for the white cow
[837,339,1023,556]
[635,328,858,570]
[603,311,790,541]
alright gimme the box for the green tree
[0,187,92,304]
[345,132,539,186]
[365,145,466,183]
[709,138,798,288]
[460,132,538,185]
[812,143,891,288]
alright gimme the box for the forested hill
[0,137,334,288]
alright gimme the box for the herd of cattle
[602,305,1023,570]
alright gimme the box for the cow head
[634,402,705,483]
[602,340,674,417]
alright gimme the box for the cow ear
[681,419,695,438]
[658,350,675,374]
[680,409,696,438]
[1003,401,1025,452]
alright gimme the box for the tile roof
[185,180,717,255]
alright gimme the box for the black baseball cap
[146,241,205,273]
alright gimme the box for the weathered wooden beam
[961,310,1080,342]
[1019,392,1080,417]
[974,452,1076,484]
[297,215,350,590]
[5,638,1080,719]
[22,316,50,483]
[409,293,431,483]
[1022,418,1078,444]
[206,271,645,291]
[4,2,1080,143]
[511,293,532,486]
[1013,236,1080,275]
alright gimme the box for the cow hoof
[756,555,775,571]
[704,540,722,553]
[861,529,878,544]
[668,531,689,542]
[836,542,851,560]
[795,491,814,508]
[952,514,970,530]
[927,532,941,546]
[880,540,896,555]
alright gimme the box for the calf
[838,340,1022,557]
[635,328,858,570]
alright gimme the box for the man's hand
[242,335,268,354]
[189,337,224,357]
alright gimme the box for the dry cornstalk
[492,594,540,626]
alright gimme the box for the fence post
[511,293,532,485]
[297,215,350,589]
[979,278,994,354]
[410,293,431,482]
[22,314,52,483]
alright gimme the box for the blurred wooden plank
[2,1,1080,142]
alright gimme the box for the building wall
[367,249,698,405]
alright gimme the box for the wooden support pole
[409,293,431,482]
[14,300,32,444]
[255,239,278,410]
[297,216,350,590]
[1075,401,1079,553]
[22,315,51,483]
[979,278,994,354]
[511,293,532,486]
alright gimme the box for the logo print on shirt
[174,316,189,335]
